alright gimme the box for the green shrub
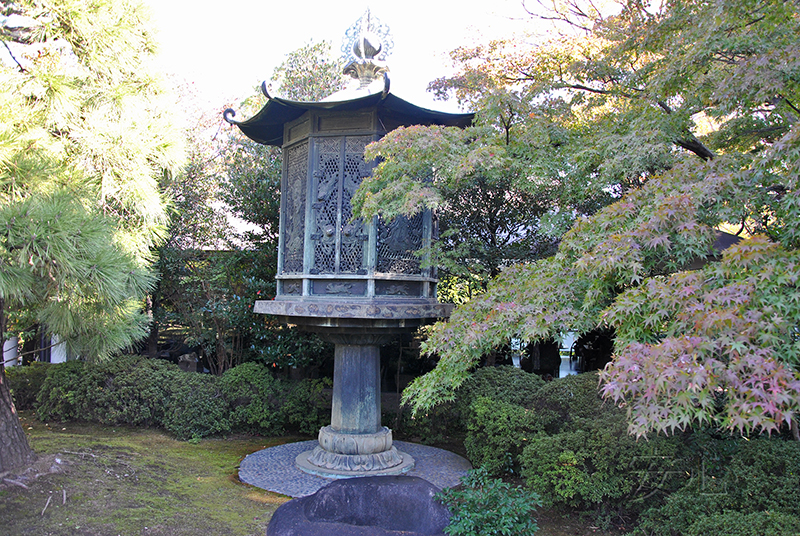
[161,370,230,440]
[35,356,179,426]
[393,401,458,445]
[726,437,800,514]
[631,435,800,536]
[453,366,549,474]
[393,365,544,445]
[517,372,684,521]
[36,360,87,421]
[527,372,606,431]
[685,511,800,536]
[464,396,553,476]
[220,362,285,435]
[520,411,680,513]
[453,366,546,428]
[630,481,723,536]
[79,356,176,426]
[437,467,541,536]
[6,362,50,410]
[35,357,231,440]
[221,364,332,437]
[282,378,331,435]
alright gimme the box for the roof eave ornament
[381,71,390,98]
[223,107,238,125]
[223,81,273,125]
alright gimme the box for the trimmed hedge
[220,362,284,435]
[458,371,686,525]
[281,376,331,436]
[454,366,546,428]
[81,357,176,426]
[391,402,459,445]
[26,358,331,440]
[455,369,800,532]
[520,374,682,513]
[685,511,800,536]
[36,360,87,422]
[162,371,230,440]
[388,365,548,448]
[6,362,49,410]
[465,396,551,476]
[520,410,681,513]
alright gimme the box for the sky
[144,0,540,114]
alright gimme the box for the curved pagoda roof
[224,87,473,147]
[224,9,473,146]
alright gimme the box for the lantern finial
[341,9,393,88]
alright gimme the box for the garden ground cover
[0,412,289,536]
[0,411,622,536]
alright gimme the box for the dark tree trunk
[0,368,36,473]
[0,298,37,473]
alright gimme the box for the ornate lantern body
[277,107,435,304]
[224,10,472,478]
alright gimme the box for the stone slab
[254,299,453,320]
[238,440,471,498]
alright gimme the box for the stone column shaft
[331,343,381,434]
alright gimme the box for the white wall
[50,334,68,364]
[3,337,19,367]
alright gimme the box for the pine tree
[0,0,183,472]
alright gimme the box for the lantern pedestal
[296,334,414,477]
[256,299,451,478]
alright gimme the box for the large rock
[266,475,451,536]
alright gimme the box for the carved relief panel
[281,140,309,274]
[311,137,340,274]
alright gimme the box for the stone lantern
[224,11,472,478]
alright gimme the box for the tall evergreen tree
[0,0,183,472]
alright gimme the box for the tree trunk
[0,367,36,473]
[0,298,37,473]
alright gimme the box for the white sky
[145,0,540,113]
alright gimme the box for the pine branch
[10,337,73,363]
[1,40,26,72]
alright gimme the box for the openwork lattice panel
[376,212,425,274]
[339,137,371,274]
[311,139,341,274]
